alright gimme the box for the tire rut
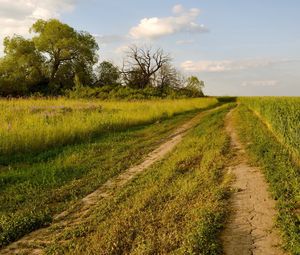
[221,109,285,255]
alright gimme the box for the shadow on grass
[217,97,237,103]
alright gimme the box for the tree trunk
[50,60,60,82]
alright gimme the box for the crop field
[0,97,299,255]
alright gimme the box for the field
[0,98,217,160]
[0,97,299,254]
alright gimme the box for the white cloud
[129,5,207,39]
[0,0,77,54]
[241,80,279,87]
[181,59,286,72]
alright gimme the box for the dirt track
[221,109,285,255]
[0,108,213,255]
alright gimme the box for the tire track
[221,109,285,255]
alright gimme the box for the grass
[0,107,213,247]
[2,96,298,253]
[238,97,300,159]
[44,104,234,255]
[233,104,300,254]
[0,98,217,160]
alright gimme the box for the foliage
[67,84,207,100]
[0,19,98,96]
[186,76,205,97]
[0,36,45,96]
[94,61,121,87]
[31,19,99,93]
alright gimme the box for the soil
[221,109,285,255]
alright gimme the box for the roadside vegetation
[239,97,300,159]
[0,98,217,161]
[43,104,234,255]
[234,100,300,254]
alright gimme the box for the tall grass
[0,98,217,157]
[238,97,300,158]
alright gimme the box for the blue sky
[1,0,300,95]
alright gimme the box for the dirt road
[221,109,284,255]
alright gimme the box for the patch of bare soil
[221,109,285,255]
[0,108,214,255]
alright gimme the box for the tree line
[0,19,204,99]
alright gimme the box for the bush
[66,85,204,100]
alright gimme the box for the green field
[0,97,299,254]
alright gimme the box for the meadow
[0,98,217,162]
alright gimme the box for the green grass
[0,109,210,247]
[233,104,300,254]
[238,97,300,159]
[44,104,234,255]
[0,98,217,159]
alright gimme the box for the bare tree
[122,45,171,89]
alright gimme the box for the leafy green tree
[94,61,120,87]
[0,36,45,96]
[30,19,99,92]
[186,76,205,96]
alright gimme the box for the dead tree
[122,45,171,89]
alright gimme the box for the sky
[0,0,300,96]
